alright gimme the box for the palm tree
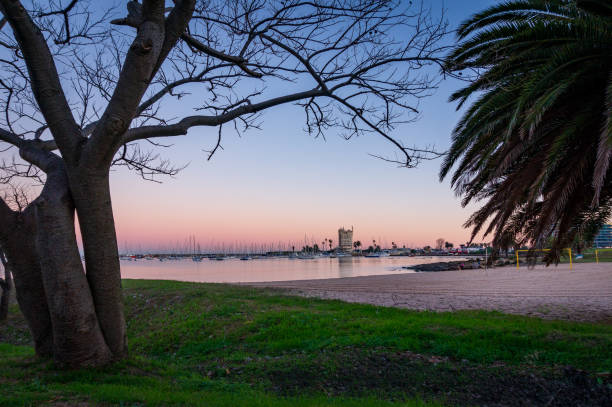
[441,0,612,261]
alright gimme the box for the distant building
[338,226,354,253]
[594,224,612,248]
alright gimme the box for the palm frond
[443,0,612,257]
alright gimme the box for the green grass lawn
[1,280,611,406]
[574,249,612,263]
[511,251,612,266]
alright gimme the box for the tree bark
[6,241,53,355]
[0,270,9,322]
[0,204,53,356]
[0,250,10,321]
[69,170,126,358]
[34,165,112,367]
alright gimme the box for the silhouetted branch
[111,143,187,183]
[0,0,449,183]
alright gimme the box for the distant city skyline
[107,0,498,251]
[117,229,468,255]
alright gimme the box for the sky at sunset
[106,1,496,253]
[107,0,500,253]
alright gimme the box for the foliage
[441,0,612,261]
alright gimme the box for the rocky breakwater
[404,260,473,272]
[405,258,513,272]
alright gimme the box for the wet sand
[244,263,612,322]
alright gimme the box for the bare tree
[0,0,448,367]
[435,238,445,251]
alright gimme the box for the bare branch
[111,0,262,78]
[0,0,83,160]
[111,143,186,183]
[179,32,263,78]
[1,0,449,183]
[0,128,23,148]
[1,183,31,211]
[37,0,79,44]
[122,88,327,143]
[84,0,195,168]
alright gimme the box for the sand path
[244,263,612,322]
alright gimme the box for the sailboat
[364,251,390,258]
[191,237,203,262]
[296,235,316,259]
[297,252,315,259]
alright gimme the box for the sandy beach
[245,263,612,322]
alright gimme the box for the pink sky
[109,89,481,252]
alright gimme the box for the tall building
[338,226,353,253]
[594,224,612,248]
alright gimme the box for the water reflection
[337,256,354,278]
[120,256,462,283]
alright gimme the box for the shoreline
[118,255,469,284]
[243,263,612,323]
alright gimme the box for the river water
[119,256,463,283]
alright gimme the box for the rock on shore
[405,259,514,272]
[404,261,476,272]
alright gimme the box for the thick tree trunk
[69,171,126,358]
[0,271,9,322]
[0,207,53,356]
[0,251,10,321]
[34,167,112,367]
[5,242,53,355]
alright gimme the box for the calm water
[120,256,463,283]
